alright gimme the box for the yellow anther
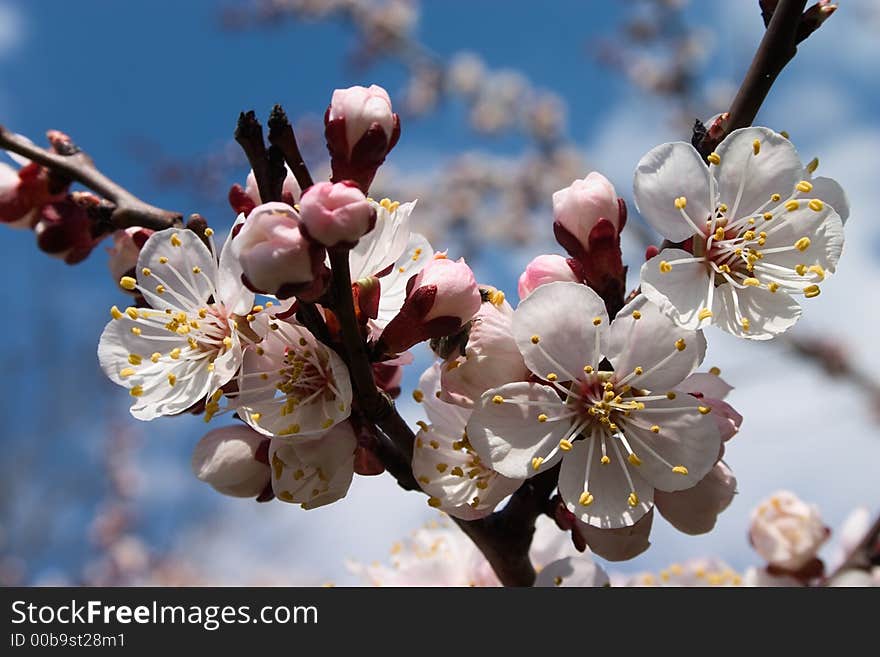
[674,196,687,209]
[531,457,544,471]
[119,367,136,378]
[546,373,558,382]
[714,227,725,241]
[709,366,721,375]
[110,305,124,320]
[530,334,540,344]
[192,266,201,274]
[158,256,168,264]
[151,352,161,363]
[583,365,594,374]
[129,385,144,397]
[743,277,760,287]
[427,497,442,508]
[579,491,594,506]
[628,492,640,507]
[771,193,782,202]
[785,200,800,212]
[803,284,821,298]
[809,264,826,281]
[795,264,808,276]
[604,390,615,401]
[124,307,138,321]
[537,414,548,423]
[412,389,424,403]
[741,317,751,331]
[634,366,644,376]
[718,203,729,213]
[742,230,756,241]
[659,260,672,274]
[675,338,686,351]
[600,455,611,465]
[128,353,142,366]
[204,227,214,237]
[806,157,819,173]
[628,453,642,466]
[698,308,713,321]
[672,465,689,475]
[167,348,180,360]
[141,267,152,277]
[170,233,182,247]
[796,180,813,193]
[156,284,166,295]
[492,395,504,405]
[120,276,137,291]
[650,425,660,433]
[717,264,731,274]
[631,310,642,320]
[707,152,721,165]
[168,374,177,387]
[698,406,711,415]
[809,199,824,212]
[747,217,756,225]
[592,316,602,326]
[559,439,573,451]
[666,391,677,400]
[752,139,761,155]
[223,336,233,349]
[795,237,811,252]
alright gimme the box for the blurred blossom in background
[0,0,878,585]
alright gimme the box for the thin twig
[0,126,181,230]
[268,104,314,192]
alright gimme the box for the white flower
[191,425,269,498]
[624,558,745,587]
[231,312,353,439]
[467,282,722,529]
[268,421,357,509]
[749,490,829,571]
[635,127,845,339]
[98,222,254,420]
[411,363,523,519]
[348,516,602,587]
[348,198,432,330]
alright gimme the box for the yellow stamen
[119,276,137,291]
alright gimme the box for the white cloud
[0,4,23,57]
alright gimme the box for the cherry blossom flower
[347,198,432,331]
[438,286,530,409]
[348,516,603,587]
[623,558,745,587]
[98,221,255,420]
[467,282,722,529]
[635,127,845,339]
[411,363,522,519]
[268,421,357,509]
[749,490,829,571]
[191,425,270,498]
[230,311,353,439]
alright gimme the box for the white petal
[808,175,849,224]
[415,362,471,440]
[640,249,713,330]
[623,396,721,492]
[136,228,218,312]
[559,438,653,529]
[535,556,609,587]
[676,372,733,400]
[217,213,255,315]
[633,141,712,242]
[577,510,654,561]
[607,294,706,392]
[467,382,569,479]
[758,202,844,273]
[512,282,608,381]
[712,283,801,340]
[715,127,802,217]
[654,461,736,535]
[349,200,417,280]
[373,232,433,329]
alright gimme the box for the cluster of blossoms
[89,79,851,582]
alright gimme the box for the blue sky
[1,1,879,584]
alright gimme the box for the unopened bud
[298,181,376,248]
[517,254,580,299]
[191,425,270,498]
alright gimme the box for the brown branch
[0,126,182,230]
[268,104,314,192]
[697,0,813,157]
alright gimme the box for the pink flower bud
[191,425,270,498]
[749,491,829,571]
[325,84,401,193]
[517,254,579,299]
[552,172,620,255]
[107,226,153,288]
[0,161,55,229]
[298,181,376,248]
[34,196,99,264]
[379,255,481,353]
[235,201,328,300]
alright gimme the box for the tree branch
[268,104,314,192]
[0,126,182,230]
[697,0,810,157]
